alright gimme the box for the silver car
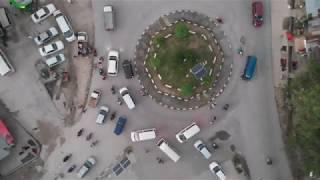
[194,140,212,159]
[34,27,58,45]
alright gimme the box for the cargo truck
[103,5,114,31]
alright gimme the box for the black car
[122,60,134,79]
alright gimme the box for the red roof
[0,120,14,146]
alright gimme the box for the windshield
[64,30,74,38]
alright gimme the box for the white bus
[157,138,181,162]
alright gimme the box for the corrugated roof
[305,0,320,17]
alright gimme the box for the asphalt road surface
[39,0,293,180]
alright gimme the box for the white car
[209,162,226,180]
[107,50,119,76]
[96,106,109,124]
[34,27,58,45]
[31,3,56,23]
[39,40,64,57]
[44,53,65,68]
[194,140,212,159]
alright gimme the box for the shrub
[175,23,189,39]
[180,83,193,97]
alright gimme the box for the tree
[289,58,320,175]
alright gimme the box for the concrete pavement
[39,0,292,180]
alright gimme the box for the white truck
[103,5,114,31]
[77,156,96,178]
[88,89,101,108]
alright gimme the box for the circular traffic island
[134,11,233,110]
[146,22,215,98]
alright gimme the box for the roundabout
[134,10,233,110]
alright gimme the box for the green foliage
[203,74,213,86]
[175,23,189,39]
[150,57,160,69]
[154,36,165,47]
[180,83,194,97]
[289,58,320,175]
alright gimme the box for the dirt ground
[49,0,95,127]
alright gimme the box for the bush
[175,23,189,39]
[154,36,165,47]
[180,83,193,97]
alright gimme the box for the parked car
[209,161,226,180]
[53,10,76,42]
[96,106,109,124]
[39,40,64,57]
[194,140,212,159]
[119,87,135,110]
[122,60,134,79]
[107,50,119,76]
[31,3,56,23]
[252,1,264,27]
[77,156,96,178]
[34,27,59,45]
[114,116,127,135]
[44,53,65,68]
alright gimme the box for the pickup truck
[77,31,90,56]
[103,5,114,31]
[77,156,96,178]
[88,89,101,108]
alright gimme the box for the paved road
[39,0,292,180]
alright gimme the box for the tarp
[0,120,14,146]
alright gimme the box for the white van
[119,87,135,110]
[157,138,181,162]
[53,10,75,42]
[176,122,200,143]
[0,48,14,76]
[131,128,156,142]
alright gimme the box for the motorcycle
[266,156,273,165]
[216,17,223,24]
[117,97,122,105]
[63,153,72,162]
[212,142,219,150]
[111,86,116,94]
[77,128,84,137]
[90,140,99,147]
[223,104,229,111]
[237,47,243,56]
[67,164,76,173]
[110,112,116,120]
[86,132,93,141]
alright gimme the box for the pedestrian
[32,127,39,131]
[82,108,87,113]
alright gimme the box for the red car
[252,1,264,27]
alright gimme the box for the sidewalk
[271,0,290,88]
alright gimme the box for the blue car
[114,117,127,135]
